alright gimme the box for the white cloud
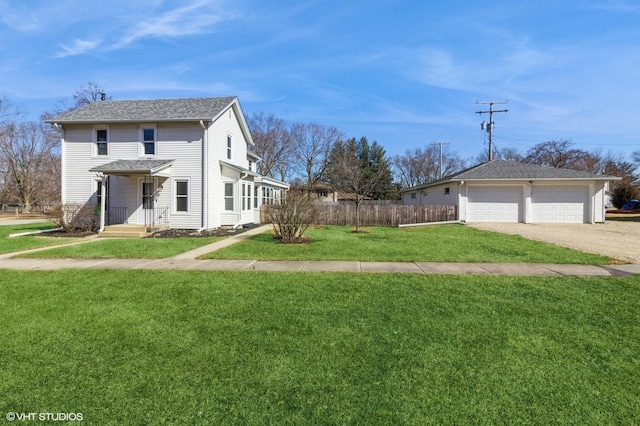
[55,39,102,58]
[111,0,233,49]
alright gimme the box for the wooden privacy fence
[262,204,457,227]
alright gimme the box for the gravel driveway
[466,221,640,264]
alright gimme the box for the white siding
[62,125,107,205]
[402,183,458,207]
[158,123,203,229]
[62,123,204,229]
[594,182,606,223]
[206,102,255,228]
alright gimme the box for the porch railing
[106,206,129,225]
[155,207,169,226]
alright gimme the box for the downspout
[232,172,249,229]
[198,120,208,232]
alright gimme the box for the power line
[476,100,509,161]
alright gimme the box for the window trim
[92,126,110,157]
[224,182,235,211]
[139,125,157,157]
[174,178,190,214]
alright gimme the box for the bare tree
[0,121,56,211]
[290,122,344,194]
[246,112,292,181]
[73,81,111,108]
[524,140,594,170]
[0,98,23,209]
[393,145,465,188]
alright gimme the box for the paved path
[172,224,272,260]
[1,223,639,276]
[0,256,637,276]
[0,218,50,226]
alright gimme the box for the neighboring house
[401,160,620,224]
[291,183,374,203]
[47,97,288,231]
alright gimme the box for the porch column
[99,174,107,232]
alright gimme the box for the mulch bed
[37,229,95,238]
[149,223,261,238]
[38,223,263,238]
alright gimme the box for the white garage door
[531,186,588,223]
[467,186,522,222]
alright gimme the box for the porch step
[100,224,151,238]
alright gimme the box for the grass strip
[0,222,76,254]
[18,236,222,259]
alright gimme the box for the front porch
[90,159,174,235]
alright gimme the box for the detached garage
[401,160,620,224]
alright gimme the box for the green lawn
[18,236,222,259]
[202,224,610,264]
[0,222,78,254]
[1,270,638,424]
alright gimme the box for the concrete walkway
[172,224,272,260]
[0,223,638,276]
[0,256,638,276]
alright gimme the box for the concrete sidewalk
[0,256,637,276]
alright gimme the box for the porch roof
[90,159,175,176]
[219,160,259,177]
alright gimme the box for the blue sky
[1,0,639,162]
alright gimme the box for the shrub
[263,191,317,243]
[51,203,100,233]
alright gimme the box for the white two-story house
[47,97,288,232]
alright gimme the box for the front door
[137,178,156,225]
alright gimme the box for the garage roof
[403,160,621,192]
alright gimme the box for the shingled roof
[403,160,620,191]
[47,97,237,123]
[89,159,175,175]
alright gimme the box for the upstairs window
[444,187,450,196]
[227,135,232,160]
[95,128,108,156]
[141,127,156,156]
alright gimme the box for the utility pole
[431,142,450,179]
[476,100,509,161]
